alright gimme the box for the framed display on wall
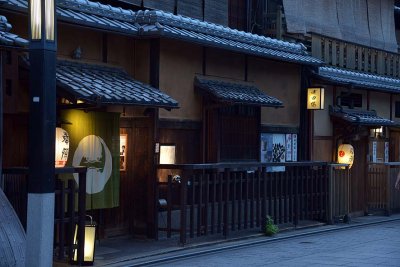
[120,134,127,171]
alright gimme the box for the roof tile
[56,60,179,108]
[194,76,283,107]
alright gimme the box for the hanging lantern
[55,127,69,167]
[72,215,97,266]
[337,144,354,168]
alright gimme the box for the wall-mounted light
[72,215,97,266]
[159,144,176,164]
[337,144,354,168]
[55,127,69,167]
[373,126,383,138]
[307,88,325,110]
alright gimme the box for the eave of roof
[0,15,28,47]
[330,106,398,127]
[194,76,283,107]
[0,0,320,66]
[56,60,179,109]
[0,0,138,35]
[134,10,322,66]
[315,66,400,93]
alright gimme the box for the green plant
[265,216,279,236]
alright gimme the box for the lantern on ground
[337,144,354,168]
[72,215,97,266]
[307,88,325,110]
[55,127,69,167]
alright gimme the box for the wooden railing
[1,167,87,264]
[367,162,400,215]
[263,7,400,78]
[156,162,350,244]
[311,34,400,77]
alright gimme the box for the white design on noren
[72,135,112,194]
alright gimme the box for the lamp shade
[72,221,97,266]
[55,127,69,167]
[307,88,324,110]
[337,144,354,168]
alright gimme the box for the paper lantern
[307,88,324,110]
[55,127,69,167]
[337,144,354,168]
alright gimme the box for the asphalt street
[151,220,400,267]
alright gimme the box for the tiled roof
[0,15,28,47]
[134,10,322,66]
[317,66,400,93]
[0,0,320,65]
[194,76,283,107]
[330,106,397,127]
[0,0,138,34]
[56,60,179,108]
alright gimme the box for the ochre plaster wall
[107,34,135,76]
[58,24,103,62]
[205,48,245,80]
[133,40,150,84]
[247,57,300,127]
[313,85,333,137]
[369,91,390,119]
[313,139,333,162]
[159,39,203,120]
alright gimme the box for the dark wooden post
[223,168,230,237]
[77,170,87,265]
[180,174,188,245]
[386,165,392,216]
[167,175,172,238]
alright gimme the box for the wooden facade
[2,0,400,247]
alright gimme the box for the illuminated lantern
[55,127,69,167]
[307,88,324,110]
[337,144,354,168]
[72,216,97,265]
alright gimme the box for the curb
[102,216,400,267]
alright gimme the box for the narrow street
[152,220,400,267]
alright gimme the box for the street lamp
[26,0,57,266]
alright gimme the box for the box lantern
[72,216,97,266]
[55,127,69,167]
[307,88,325,110]
[337,144,354,168]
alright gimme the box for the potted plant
[265,216,279,236]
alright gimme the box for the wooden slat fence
[327,164,350,223]
[1,167,87,264]
[156,162,350,244]
[367,163,400,215]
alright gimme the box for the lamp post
[26,0,56,266]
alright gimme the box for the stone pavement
[154,219,400,267]
[84,213,400,267]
